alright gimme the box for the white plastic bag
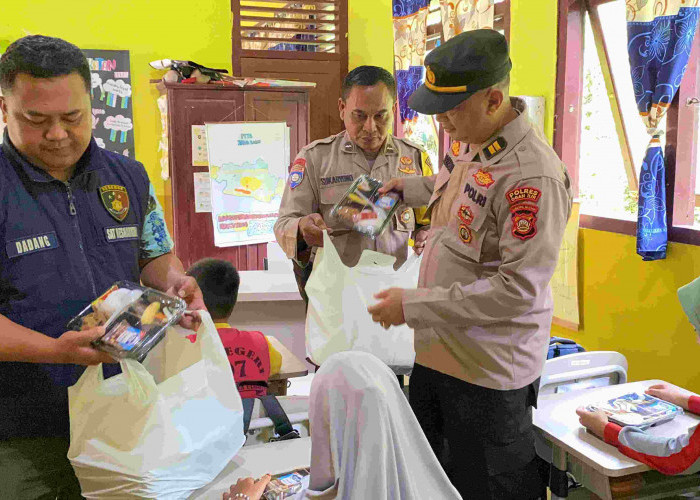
[305,231,420,372]
[68,311,244,499]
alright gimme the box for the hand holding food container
[330,175,402,238]
[67,281,187,361]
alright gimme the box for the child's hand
[576,407,609,439]
[646,383,690,410]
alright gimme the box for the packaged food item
[586,392,683,427]
[263,469,310,499]
[66,281,186,361]
[330,175,402,238]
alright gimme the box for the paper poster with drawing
[82,49,135,158]
[206,122,288,247]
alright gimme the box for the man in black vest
[0,35,204,498]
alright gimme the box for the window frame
[554,0,700,245]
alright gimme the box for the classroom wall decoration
[82,49,135,158]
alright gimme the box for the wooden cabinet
[158,82,310,270]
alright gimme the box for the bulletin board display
[82,49,135,158]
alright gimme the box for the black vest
[0,135,149,438]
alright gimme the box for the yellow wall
[348,0,395,71]
[0,0,233,199]
[553,232,700,393]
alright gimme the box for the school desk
[534,380,700,499]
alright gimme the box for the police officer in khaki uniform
[274,66,432,303]
[369,30,572,499]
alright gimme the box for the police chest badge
[99,185,129,222]
[289,159,306,189]
[473,169,495,189]
[398,156,416,174]
[400,208,412,224]
[458,224,472,243]
[457,205,474,225]
[506,186,542,241]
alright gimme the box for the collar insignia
[483,137,507,161]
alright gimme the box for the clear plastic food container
[66,281,186,361]
[330,175,401,238]
[263,469,310,499]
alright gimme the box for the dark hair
[341,65,396,101]
[187,258,240,320]
[0,35,91,94]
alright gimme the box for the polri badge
[451,141,461,157]
[473,169,495,189]
[99,185,130,222]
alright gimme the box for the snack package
[67,281,186,361]
[263,469,310,500]
[330,175,401,238]
[586,392,684,427]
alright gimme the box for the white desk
[534,380,700,499]
[190,437,312,499]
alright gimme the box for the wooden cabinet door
[243,90,309,160]
[240,58,340,143]
[168,88,269,271]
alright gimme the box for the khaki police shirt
[274,131,431,270]
[401,97,573,390]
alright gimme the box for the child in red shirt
[187,258,281,398]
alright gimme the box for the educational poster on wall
[82,49,135,158]
[552,202,580,331]
[206,122,288,247]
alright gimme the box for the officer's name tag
[7,232,59,258]
[320,174,354,186]
[105,225,139,242]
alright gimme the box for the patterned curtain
[627,1,699,260]
[440,0,494,41]
[393,0,437,164]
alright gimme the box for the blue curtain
[627,6,699,260]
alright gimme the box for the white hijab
[299,351,461,500]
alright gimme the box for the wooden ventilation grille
[238,0,340,53]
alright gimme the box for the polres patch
[506,186,541,241]
[289,159,306,189]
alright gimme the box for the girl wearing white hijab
[224,351,461,499]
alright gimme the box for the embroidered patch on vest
[400,208,412,224]
[483,137,507,160]
[289,159,306,189]
[105,225,139,242]
[6,231,59,258]
[506,187,542,241]
[99,185,130,222]
[457,205,474,226]
[451,141,461,157]
[473,169,495,189]
[320,174,354,186]
[458,224,472,243]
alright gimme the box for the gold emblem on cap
[426,66,436,85]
